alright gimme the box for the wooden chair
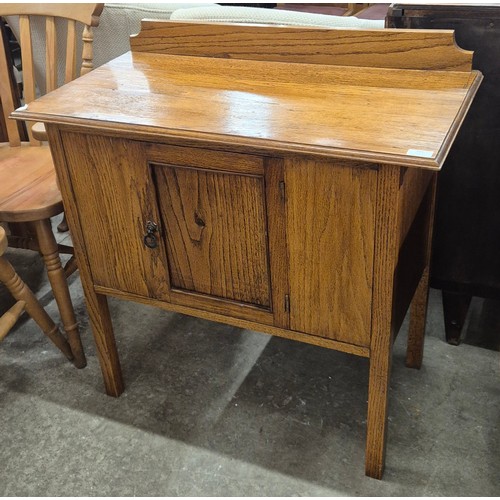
[2,4,104,232]
[0,4,104,368]
[0,226,74,360]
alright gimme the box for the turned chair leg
[0,255,73,360]
[32,218,86,368]
[57,214,69,233]
[0,301,26,342]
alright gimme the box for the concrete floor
[0,217,499,496]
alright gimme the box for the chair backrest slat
[45,16,57,93]
[1,4,103,26]
[18,15,38,144]
[81,25,94,76]
[64,19,77,83]
[18,15,35,104]
[0,25,21,146]
[0,4,103,145]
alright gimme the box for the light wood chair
[0,4,104,367]
[2,3,104,232]
[0,226,74,360]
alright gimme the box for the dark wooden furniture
[387,4,500,345]
[13,21,481,478]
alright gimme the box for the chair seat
[0,143,63,222]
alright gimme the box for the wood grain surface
[397,168,433,247]
[365,164,401,479]
[131,21,473,71]
[0,144,62,222]
[285,158,377,347]
[59,132,170,299]
[14,51,482,170]
[47,125,124,395]
[94,285,370,358]
[406,176,437,368]
[153,163,271,308]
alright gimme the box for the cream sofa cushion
[170,5,385,29]
[94,3,214,69]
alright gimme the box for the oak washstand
[13,21,482,479]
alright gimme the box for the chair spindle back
[0,4,103,145]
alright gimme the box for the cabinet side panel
[286,158,377,347]
[60,132,169,298]
[153,164,271,308]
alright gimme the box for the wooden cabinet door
[147,144,287,327]
[284,158,377,347]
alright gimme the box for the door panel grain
[153,163,272,309]
[285,158,377,346]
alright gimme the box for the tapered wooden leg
[0,255,73,360]
[365,164,400,479]
[32,218,86,368]
[406,268,430,368]
[85,291,124,397]
[407,175,437,367]
[366,341,393,479]
[442,290,472,346]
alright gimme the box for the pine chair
[0,4,104,368]
[0,226,74,361]
[2,3,104,232]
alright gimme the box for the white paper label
[406,149,434,158]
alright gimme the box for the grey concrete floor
[0,216,499,496]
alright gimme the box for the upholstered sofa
[169,5,384,29]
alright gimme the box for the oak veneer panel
[285,158,377,347]
[153,163,271,308]
[60,132,169,299]
[131,21,473,72]
[393,180,434,337]
[147,143,264,175]
[397,168,433,247]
